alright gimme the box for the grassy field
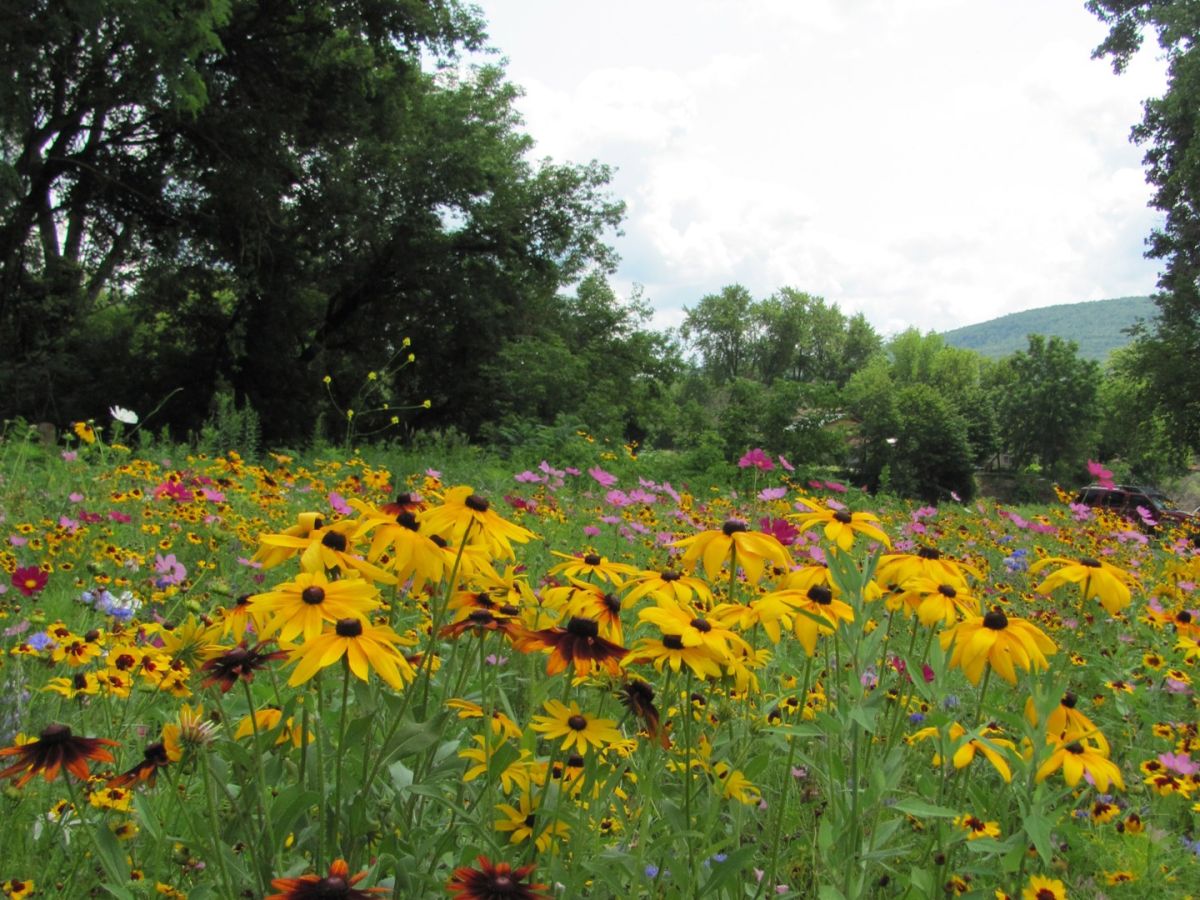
[0,433,1197,899]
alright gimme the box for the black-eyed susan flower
[1030,556,1136,616]
[287,618,416,690]
[516,616,627,677]
[908,722,1015,782]
[419,487,536,561]
[494,794,569,852]
[758,585,855,656]
[107,740,176,788]
[252,512,326,568]
[250,570,381,643]
[904,577,981,628]
[672,520,792,584]
[638,597,749,657]
[1036,739,1124,792]
[200,640,288,694]
[620,568,713,608]
[789,500,891,552]
[530,700,623,754]
[940,609,1056,685]
[954,813,1000,840]
[266,858,388,899]
[1021,874,1067,900]
[548,550,637,585]
[347,499,445,587]
[618,679,667,747]
[258,518,395,584]
[446,855,549,900]
[0,724,118,787]
[234,708,312,747]
[623,633,726,680]
[1025,693,1110,754]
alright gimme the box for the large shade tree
[0,0,623,439]
[1088,0,1200,449]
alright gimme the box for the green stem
[242,677,277,879]
[333,656,352,858]
[200,752,235,893]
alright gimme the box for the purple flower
[739,448,775,471]
[154,553,187,587]
[758,486,788,501]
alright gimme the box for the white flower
[109,405,138,424]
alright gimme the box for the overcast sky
[470,0,1167,337]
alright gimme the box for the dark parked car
[1075,483,1200,533]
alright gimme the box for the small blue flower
[28,632,56,651]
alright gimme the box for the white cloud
[476,0,1167,335]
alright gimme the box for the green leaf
[890,798,959,819]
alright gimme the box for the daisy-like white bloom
[109,405,138,425]
[1029,556,1136,616]
[789,499,891,552]
[940,608,1056,685]
[529,700,623,754]
[672,520,792,584]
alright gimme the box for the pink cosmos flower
[778,455,794,472]
[758,487,788,501]
[327,491,352,515]
[588,466,618,487]
[1087,459,1115,489]
[738,448,774,471]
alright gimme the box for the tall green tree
[679,284,756,384]
[1089,0,1200,448]
[0,1,622,440]
[990,334,1100,477]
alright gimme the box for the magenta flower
[588,466,617,487]
[1087,459,1116,489]
[738,448,774,471]
[12,566,48,597]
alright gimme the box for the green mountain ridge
[940,296,1157,361]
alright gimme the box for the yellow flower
[250,570,381,643]
[757,585,854,656]
[1036,739,1124,792]
[1021,874,1067,900]
[638,596,748,658]
[73,421,96,444]
[940,609,1056,685]
[529,700,623,754]
[789,500,891,552]
[419,486,536,561]
[494,793,569,851]
[672,520,792,583]
[713,761,761,805]
[954,813,1000,840]
[286,618,415,690]
[1030,556,1136,616]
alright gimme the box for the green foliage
[196,391,262,459]
[1090,2,1200,450]
[940,297,1155,361]
[990,335,1101,480]
[886,384,977,502]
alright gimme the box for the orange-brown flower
[0,724,119,787]
[446,855,549,899]
[266,858,388,899]
[518,616,627,676]
[107,740,176,788]
[200,641,288,694]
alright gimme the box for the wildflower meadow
[0,431,1198,899]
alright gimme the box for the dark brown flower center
[917,547,942,559]
[690,617,712,632]
[465,494,489,512]
[315,876,348,894]
[982,610,1008,630]
[469,609,495,624]
[1065,742,1084,754]
[807,585,833,605]
[396,511,419,531]
[40,723,72,742]
[224,647,252,666]
[937,584,957,598]
[1177,611,1192,624]
[833,510,853,524]
[235,593,251,607]
[302,586,326,605]
[523,813,536,828]
[722,520,748,536]
[661,570,681,581]
[603,593,620,614]
[567,715,588,731]
[335,618,363,637]
[321,531,347,552]
[566,617,600,638]
[1079,557,1101,568]
[1061,692,1077,708]
[430,535,448,548]
[663,634,685,650]
[584,553,602,566]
